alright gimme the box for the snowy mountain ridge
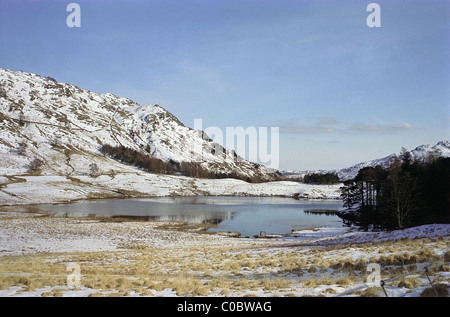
[0,68,275,180]
[282,141,450,181]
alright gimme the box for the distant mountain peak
[282,141,450,181]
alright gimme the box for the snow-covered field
[0,210,448,297]
[0,171,342,205]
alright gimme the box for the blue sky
[0,0,449,170]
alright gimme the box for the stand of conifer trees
[339,153,450,230]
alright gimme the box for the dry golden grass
[2,237,441,296]
[155,222,217,233]
[219,288,230,296]
[0,255,67,292]
[374,248,439,266]
[444,250,450,262]
[192,285,210,296]
[96,217,146,223]
[358,287,382,297]
[438,264,450,272]
[230,278,260,291]
[136,287,154,296]
[335,277,354,286]
[40,288,65,297]
[330,259,368,272]
[301,276,355,288]
[88,291,123,297]
[261,278,290,291]
[222,260,242,273]
[397,277,420,289]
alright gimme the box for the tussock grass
[377,249,439,266]
[330,259,368,272]
[41,288,65,297]
[301,276,355,288]
[0,255,68,292]
[96,217,146,223]
[420,284,449,297]
[444,251,450,262]
[335,277,354,286]
[231,279,260,291]
[325,288,337,294]
[136,287,154,296]
[397,277,420,289]
[261,278,290,291]
[438,264,450,272]
[241,260,259,270]
[220,288,230,296]
[88,291,122,297]
[358,287,382,297]
[192,285,209,296]
[167,277,198,296]
[223,260,242,273]
[155,222,217,233]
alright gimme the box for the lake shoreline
[0,174,342,206]
[0,210,448,297]
[1,196,344,238]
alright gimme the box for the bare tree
[17,142,27,155]
[29,158,44,174]
[383,158,417,229]
[0,82,6,98]
[89,163,99,177]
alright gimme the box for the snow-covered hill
[0,68,344,204]
[283,141,450,181]
[337,141,450,180]
[0,68,275,180]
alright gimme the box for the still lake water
[35,196,343,237]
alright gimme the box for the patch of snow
[312,224,450,246]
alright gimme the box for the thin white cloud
[347,122,414,134]
[277,119,414,135]
[314,117,339,126]
[277,117,338,134]
[279,123,336,134]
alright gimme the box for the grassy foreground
[0,213,448,297]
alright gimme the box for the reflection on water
[110,215,225,225]
[303,209,339,216]
[32,196,343,237]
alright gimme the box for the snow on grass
[0,175,123,205]
[0,154,29,175]
[0,210,448,297]
[0,170,342,205]
[194,178,341,199]
[313,224,450,246]
[287,226,349,240]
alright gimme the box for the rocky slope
[0,68,275,180]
